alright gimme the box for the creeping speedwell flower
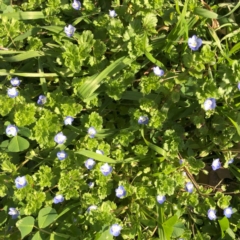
[153,66,164,77]
[8,208,19,219]
[72,0,81,10]
[88,182,94,188]
[203,98,216,111]
[179,159,184,165]
[138,116,149,125]
[109,10,117,18]
[110,224,122,237]
[53,195,64,204]
[85,158,96,170]
[10,77,20,87]
[54,132,67,144]
[228,159,234,164]
[100,163,112,176]
[157,195,166,204]
[212,158,221,171]
[57,151,68,161]
[64,116,74,125]
[238,83,240,90]
[15,176,27,189]
[96,149,104,155]
[64,25,76,37]
[37,95,47,105]
[188,35,202,51]
[185,182,194,193]
[6,125,18,137]
[87,205,97,212]
[115,186,126,198]
[224,207,233,218]
[208,209,217,220]
[88,127,96,138]
[7,87,18,98]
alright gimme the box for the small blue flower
[15,176,27,189]
[53,195,64,204]
[212,158,221,171]
[37,95,47,105]
[188,35,202,51]
[228,159,234,164]
[138,116,149,125]
[153,66,164,77]
[207,209,217,220]
[64,25,76,37]
[203,98,216,111]
[72,0,81,10]
[110,224,122,237]
[109,10,117,18]
[57,150,68,161]
[88,127,96,138]
[88,182,94,188]
[64,116,74,125]
[100,163,112,176]
[96,149,104,155]
[238,83,240,90]
[6,125,18,137]
[179,159,184,165]
[85,158,96,170]
[115,186,126,198]
[87,205,97,212]
[157,195,166,204]
[8,208,19,219]
[10,77,20,87]
[7,87,18,98]
[224,207,233,218]
[185,182,194,193]
[54,132,67,144]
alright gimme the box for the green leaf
[56,202,81,220]
[95,226,113,240]
[162,215,178,240]
[8,136,30,152]
[193,7,219,19]
[32,231,44,240]
[227,116,240,136]
[16,216,35,239]
[218,217,229,238]
[1,11,44,19]
[3,51,44,62]
[38,207,58,229]
[0,211,7,226]
[172,222,185,238]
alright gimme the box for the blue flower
[7,87,18,98]
[212,158,221,171]
[109,10,117,18]
[224,207,233,218]
[88,127,96,138]
[110,224,122,237]
[157,195,166,204]
[57,151,68,161]
[203,98,216,111]
[6,125,18,137]
[54,132,67,144]
[100,163,112,176]
[64,116,74,125]
[64,25,76,37]
[85,158,96,170]
[87,205,97,212]
[37,95,47,105]
[115,186,126,198]
[15,176,27,189]
[185,182,194,193]
[96,149,104,155]
[8,208,19,219]
[207,209,217,220]
[72,0,81,10]
[88,182,94,188]
[228,159,234,164]
[179,159,184,165]
[238,83,240,90]
[138,116,149,125]
[10,77,20,87]
[153,66,164,77]
[188,35,202,51]
[53,195,64,204]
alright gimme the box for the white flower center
[209,211,216,219]
[18,177,25,185]
[112,225,121,232]
[190,40,197,47]
[116,188,124,195]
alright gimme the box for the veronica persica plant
[157,195,166,204]
[7,87,18,98]
[85,158,96,170]
[88,127,96,138]
[153,66,164,77]
[64,116,74,125]
[203,98,216,111]
[54,132,67,144]
[110,224,122,237]
[10,77,20,87]
[96,150,104,155]
[87,205,97,212]
[8,208,19,219]
[115,186,126,198]
[208,209,217,220]
[212,159,221,171]
[185,182,194,193]
[64,25,76,37]
[6,125,18,137]
[72,0,81,10]
[100,163,112,176]
[138,116,149,124]
[37,95,47,105]
[53,195,64,204]
[224,207,233,218]
[15,176,27,189]
[57,151,68,160]
[109,10,117,18]
[188,35,202,51]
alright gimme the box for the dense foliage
[1,0,240,239]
